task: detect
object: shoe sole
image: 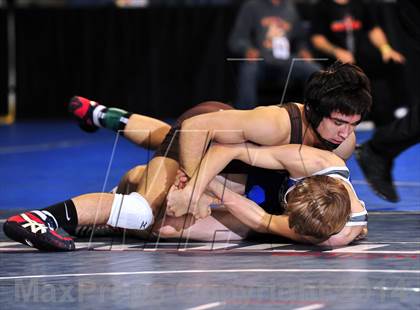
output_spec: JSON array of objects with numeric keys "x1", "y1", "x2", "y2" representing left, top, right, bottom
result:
[
  {"x1": 355, "y1": 148, "x2": 400, "y2": 203},
  {"x1": 3, "y1": 221, "x2": 75, "y2": 252}
]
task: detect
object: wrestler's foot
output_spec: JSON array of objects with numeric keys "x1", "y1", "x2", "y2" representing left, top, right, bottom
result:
[
  {"x1": 155, "y1": 214, "x2": 196, "y2": 238},
  {"x1": 3, "y1": 211, "x2": 75, "y2": 251},
  {"x1": 68, "y1": 96, "x2": 106, "y2": 133},
  {"x1": 355, "y1": 143, "x2": 399, "y2": 202}
]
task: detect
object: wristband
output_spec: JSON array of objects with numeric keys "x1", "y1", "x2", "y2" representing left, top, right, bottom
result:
[{"x1": 380, "y1": 44, "x2": 392, "y2": 54}]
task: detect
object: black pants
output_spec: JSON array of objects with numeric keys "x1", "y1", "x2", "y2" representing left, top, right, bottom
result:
[
  {"x1": 369, "y1": 97, "x2": 420, "y2": 160},
  {"x1": 368, "y1": 0, "x2": 420, "y2": 160},
  {"x1": 356, "y1": 39, "x2": 412, "y2": 127}
]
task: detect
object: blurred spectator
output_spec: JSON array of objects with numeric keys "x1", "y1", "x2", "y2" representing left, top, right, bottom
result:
[
  {"x1": 310, "y1": 0, "x2": 409, "y2": 126},
  {"x1": 228, "y1": 0, "x2": 320, "y2": 109},
  {"x1": 355, "y1": 0, "x2": 420, "y2": 203},
  {"x1": 115, "y1": 0, "x2": 148, "y2": 7}
]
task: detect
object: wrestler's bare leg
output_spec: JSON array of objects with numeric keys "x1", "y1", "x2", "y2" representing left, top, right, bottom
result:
[
  {"x1": 73, "y1": 101, "x2": 236, "y2": 225},
  {"x1": 71, "y1": 164, "x2": 148, "y2": 227},
  {"x1": 113, "y1": 156, "x2": 179, "y2": 216},
  {"x1": 68, "y1": 165, "x2": 250, "y2": 243},
  {"x1": 136, "y1": 157, "x2": 179, "y2": 214},
  {"x1": 72, "y1": 193, "x2": 114, "y2": 226},
  {"x1": 123, "y1": 114, "x2": 170, "y2": 149},
  {"x1": 155, "y1": 209, "x2": 250, "y2": 241},
  {"x1": 70, "y1": 96, "x2": 170, "y2": 149},
  {"x1": 70, "y1": 192, "x2": 246, "y2": 242},
  {"x1": 116, "y1": 165, "x2": 146, "y2": 194},
  {"x1": 69, "y1": 157, "x2": 177, "y2": 229},
  {"x1": 70, "y1": 158, "x2": 177, "y2": 230}
]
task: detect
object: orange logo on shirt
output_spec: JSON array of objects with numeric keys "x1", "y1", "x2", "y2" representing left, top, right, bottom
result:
[{"x1": 331, "y1": 16, "x2": 362, "y2": 32}]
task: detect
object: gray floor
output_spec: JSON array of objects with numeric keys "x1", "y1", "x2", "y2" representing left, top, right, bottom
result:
[{"x1": 0, "y1": 213, "x2": 419, "y2": 310}]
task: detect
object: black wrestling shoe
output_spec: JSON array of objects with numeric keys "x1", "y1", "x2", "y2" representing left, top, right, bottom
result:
[
  {"x1": 3, "y1": 211, "x2": 75, "y2": 251},
  {"x1": 355, "y1": 143, "x2": 400, "y2": 202},
  {"x1": 68, "y1": 96, "x2": 103, "y2": 133}
]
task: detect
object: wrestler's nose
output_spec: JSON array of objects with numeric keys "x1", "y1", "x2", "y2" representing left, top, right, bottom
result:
[{"x1": 338, "y1": 125, "x2": 352, "y2": 139}]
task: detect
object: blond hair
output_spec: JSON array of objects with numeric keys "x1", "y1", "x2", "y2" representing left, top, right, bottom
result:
[{"x1": 286, "y1": 175, "x2": 351, "y2": 242}]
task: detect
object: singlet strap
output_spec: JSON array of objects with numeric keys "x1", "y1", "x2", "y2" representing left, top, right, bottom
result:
[
  {"x1": 283, "y1": 103, "x2": 302, "y2": 145},
  {"x1": 311, "y1": 166, "x2": 350, "y2": 179}
]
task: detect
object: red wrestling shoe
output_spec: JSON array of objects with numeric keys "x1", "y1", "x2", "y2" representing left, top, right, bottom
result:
[
  {"x1": 68, "y1": 96, "x2": 104, "y2": 133},
  {"x1": 3, "y1": 211, "x2": 75, "y2": 251}
]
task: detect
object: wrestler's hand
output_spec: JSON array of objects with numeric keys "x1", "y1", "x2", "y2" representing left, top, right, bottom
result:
[
  {"x1": 381, "y1": 47, "x2": 405, "y2": 64},
  {"x1": 166, "y1": 186, "x2": 194, "y2": 217},
  {"x1": 174, "y1": 169, "x2": 189, "y2": 190},
  {"x1": 334, "y1": 48, "x2": 355, "y2": 64},
  {"x1": 166, "y1": 170, "x2": 191, "y2": 216},
  {"x1": 166, "y1": 187, "x2": 211, "y2": 219},
  {"x1": 153, "y1": 213, "x2": 196, "y2": 237},
  {"x1": 354, "y1": 226, "x2": 368, "y2": 241},
  {"x1": 193, "y1": 194, "x2": 213, "y2": 220}
]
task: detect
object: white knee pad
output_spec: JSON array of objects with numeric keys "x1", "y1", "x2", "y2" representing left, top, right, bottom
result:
[{"x1": 107, "y1": 192, "x2": 154, "y2": 230}]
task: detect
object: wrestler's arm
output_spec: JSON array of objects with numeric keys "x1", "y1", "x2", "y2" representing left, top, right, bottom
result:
[
  {"x1": 212, "y1": 179, "x2": 366, "y2": 246},
  {"x1": 229, "y1": 143, "x2": 344, "y2": 178},
  {"x1": 319, "y1": 225, "x2": 365, "y2": 247},
  {"x1": 333, "y1": 133, "x2": 356, "y2": 161},
  {"x1": 179, "y1": 107, "x2": 288, "y2": 177},
  {"x1": 210, "y1": 176, "x2": 365, "y2": 245},
  {"x1": 184, "y1": 143, "x2": 342, "y2": 206},
  {"x1": 207, "y1": 179, "x2": 305, "y2": 242},
  {"x1": 180, "y1": 142, "x2": 288, "y2": 207}
]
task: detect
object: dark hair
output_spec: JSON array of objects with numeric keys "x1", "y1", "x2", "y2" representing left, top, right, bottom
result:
[{"x1": 304, "y1": 62, "x2": 372, "y2": 129}]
